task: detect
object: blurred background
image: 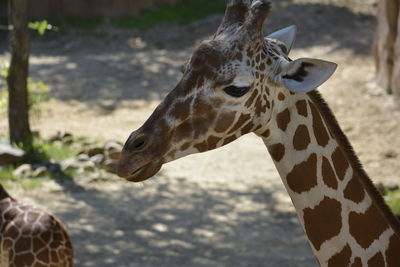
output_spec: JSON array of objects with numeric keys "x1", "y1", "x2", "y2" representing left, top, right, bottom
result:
[{"x1": 0, "y1": 0, "x2": 399, "y2": 266}]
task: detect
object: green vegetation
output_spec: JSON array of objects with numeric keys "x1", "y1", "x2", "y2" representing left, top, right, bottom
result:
[
  {"x1": 48, "y1": 0, "x2": 225, "y2": 32},
  {"x1": 28, "y1": 20, "x2": 57, "y2": 35},
  {"x1": 21, "y1": 136, "x2": 77, "y2": 164},
  {"x1": 387, "y1": 195, "x2": 400, "y2": 216},
  {"x1": 0, "y1": 61, "x2": 50, "y2": 114},
  {"x1": 0, "y1": 166, "x2": 15, "y2": 184},
  {"x1": 384, "y1": 191, "x2": 400, "y2": 216},
  {"x1": 377, "y1": 184, "x2": 400, "y2": 216},
  {"x1": 19, "y1": 177, "x2": 48, "y2": 190},
  {"x1": 0, "y1": 136, "x2": 78, "y2": 189},
  {"x1": 0, "y1": 165, "x2": 47, "y2": 190}
]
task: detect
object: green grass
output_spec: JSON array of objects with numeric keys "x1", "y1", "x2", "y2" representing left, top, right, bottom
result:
[
  {"x1": 377, "y1": 184, "x2": 400, "y2": 216},
  {"x1": 47, "y1": 0, "x2": 225, "y2": 32},
  {"x1": 0, "y1": 165, "x2": 45, "y2": 190},
  {"x1": 19, "y1": 177, "x2": 47, "y2": 190},
  {"x1": 37, "y1": 140, "x2": 77, "y2": 161},
  {"x1": 22, "y1": 137, "x2": 77, "y2": 163},
  {"x1": 0, "y1": 136, "x2": 79, "y2": 188},
  {"x1": 385, "y1": 191, "x2": 400, "y2": 216},
  {"x1": 0, "y1": 166, "x2": 15, "y2": 184}
]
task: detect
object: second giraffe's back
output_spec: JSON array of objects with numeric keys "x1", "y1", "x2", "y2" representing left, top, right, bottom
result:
[{"x1": 0, "y1": 185, "x2": 73, "y2": 267}]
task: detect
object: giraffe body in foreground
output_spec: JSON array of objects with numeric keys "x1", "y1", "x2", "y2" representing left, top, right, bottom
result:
[
  {"x1": 0, "y1": 185, "x2": 73, "y2": 267},
  {"x1": 117, "y1": 0, "x2": 400, "y2": 265}
]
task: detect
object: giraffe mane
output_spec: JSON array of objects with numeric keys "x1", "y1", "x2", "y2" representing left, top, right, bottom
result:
[{"x1": 308, "y1": 90, "x2": 400, "y2": 236}]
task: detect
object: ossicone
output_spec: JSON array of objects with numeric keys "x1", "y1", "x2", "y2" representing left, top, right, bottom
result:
[
  {"x1": 216, "y1": 0, "x2": 271, "y2": 37},
  {"x1": 244, "y1": 0, "x2": 271, "y2": 32}
]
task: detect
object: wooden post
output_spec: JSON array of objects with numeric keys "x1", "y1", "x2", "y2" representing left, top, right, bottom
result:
[{"x1": 7, "y1": 0, "x2": 32, "y2": 146}]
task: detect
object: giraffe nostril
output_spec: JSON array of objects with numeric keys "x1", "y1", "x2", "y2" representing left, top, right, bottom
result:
[
  {"x1": 133, "y1": 140, "x2": 145, "y2": 150},
  {"x1": 125, "y1": 135, "x2": 148, "y2": 152}
]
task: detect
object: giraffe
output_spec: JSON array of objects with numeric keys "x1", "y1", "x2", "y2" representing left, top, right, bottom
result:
[
  {"x1": 117, "y1": 0, "x2": 400, "y2": 266},
  {"x1": 0, "y1": 184, "x2": 73, "y2": 266}
]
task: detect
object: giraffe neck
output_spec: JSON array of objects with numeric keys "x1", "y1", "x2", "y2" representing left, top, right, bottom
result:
[{"x1": 261, "y1": 90, "x2": 400, "y2": 266}]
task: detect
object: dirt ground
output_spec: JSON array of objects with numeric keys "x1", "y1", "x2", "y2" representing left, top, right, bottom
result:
[{"x1": 1, "y1": 0, "x2": 400, "y2": 266}]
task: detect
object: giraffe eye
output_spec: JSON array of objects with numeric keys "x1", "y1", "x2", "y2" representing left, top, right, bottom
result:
[{"x1": 223, "y1": 85, "x2": 251, "y2": 98}]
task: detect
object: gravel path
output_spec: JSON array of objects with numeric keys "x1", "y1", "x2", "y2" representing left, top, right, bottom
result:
[{"x1": 1, "y1": 0, "x2": 399, "y2": 266}]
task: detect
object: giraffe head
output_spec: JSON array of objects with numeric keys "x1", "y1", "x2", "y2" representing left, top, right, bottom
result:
[{"x1": 117, "y1": 0, "x2": 337, "y2": 182}]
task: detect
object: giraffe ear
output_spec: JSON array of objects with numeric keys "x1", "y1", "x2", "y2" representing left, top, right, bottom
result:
[
  {"x1": 281, "y1": 58, "x2": 337, "y2": 93},
  {"x1": 266, "y1": 25, "x2": 297, "y2": 53}
]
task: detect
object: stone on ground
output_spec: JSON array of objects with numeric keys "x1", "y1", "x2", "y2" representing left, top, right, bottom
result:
[{"x1": 0, "y1": 144, "x2": 26, "y2": 165}]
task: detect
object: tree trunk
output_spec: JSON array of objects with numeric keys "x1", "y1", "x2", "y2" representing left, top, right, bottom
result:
[
  {"x1": 7, "y1": 0, "x2": 31, "y2": 146},
  {"x1": 374, "y1": 0, "x2": 400, "y2": 96}
]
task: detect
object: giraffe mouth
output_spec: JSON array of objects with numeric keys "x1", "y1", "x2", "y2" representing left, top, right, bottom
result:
[
  {"x1": 123, "y1": 161, "x2": 163, "y2": 183},
  {"x1": 117, "y1": 148, "x2": 163, "y2": 182}
]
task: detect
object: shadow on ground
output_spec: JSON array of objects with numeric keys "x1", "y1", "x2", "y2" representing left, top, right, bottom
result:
[{"x1": 52, "y1": 174, "x2": 316, "y2": 267}]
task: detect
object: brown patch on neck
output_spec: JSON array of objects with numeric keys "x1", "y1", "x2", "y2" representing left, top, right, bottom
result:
[
  {"x1": 303, "y1": 196, "x2": 342, "y2": 251},
  {"x1": 385, "y1": 234, "x2": 400, "y2": 266},
  {"x1": 351, "y1": 257, "x2": 362, "y2": 267},
  {"x1": 268, "y1": 143, "x2": 285, "y2": 162},
  {"x1": 349, "y1": 203, "x2": 389, "y2": 249},
  {"x1": 331, "y1": 146, "x2": 349, "y2": 181},
  {"x1": 293, "y1": 124, "x2": 311, "y2": 150},
  {"x1": 321, "y1": 157, "x2": 338, "y2": 190},
  {"x1": 296, "y1": 100, "x2": 308, "y2": 117},
  {"x1": 277, "y1": 108, "x2": 291, "y2": 131},
  {"x1": 343, "y1": 175, "x2": 365, "y2": 203},
  {"x1": 286, "y1": 153, "x2": 317, "y2": 194},
  {"x1": 367, "y1": 252, "x2": 385, "y2": 267},
  {"x1": 327, "y1": 244, "x2": 351, "y2": 267},
  {"x1": 307, "y1": 90, "x2": 400, "y2": 237},
  {"x1": 309, "y1": 101, "x2": 330, "y2": 147}
]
